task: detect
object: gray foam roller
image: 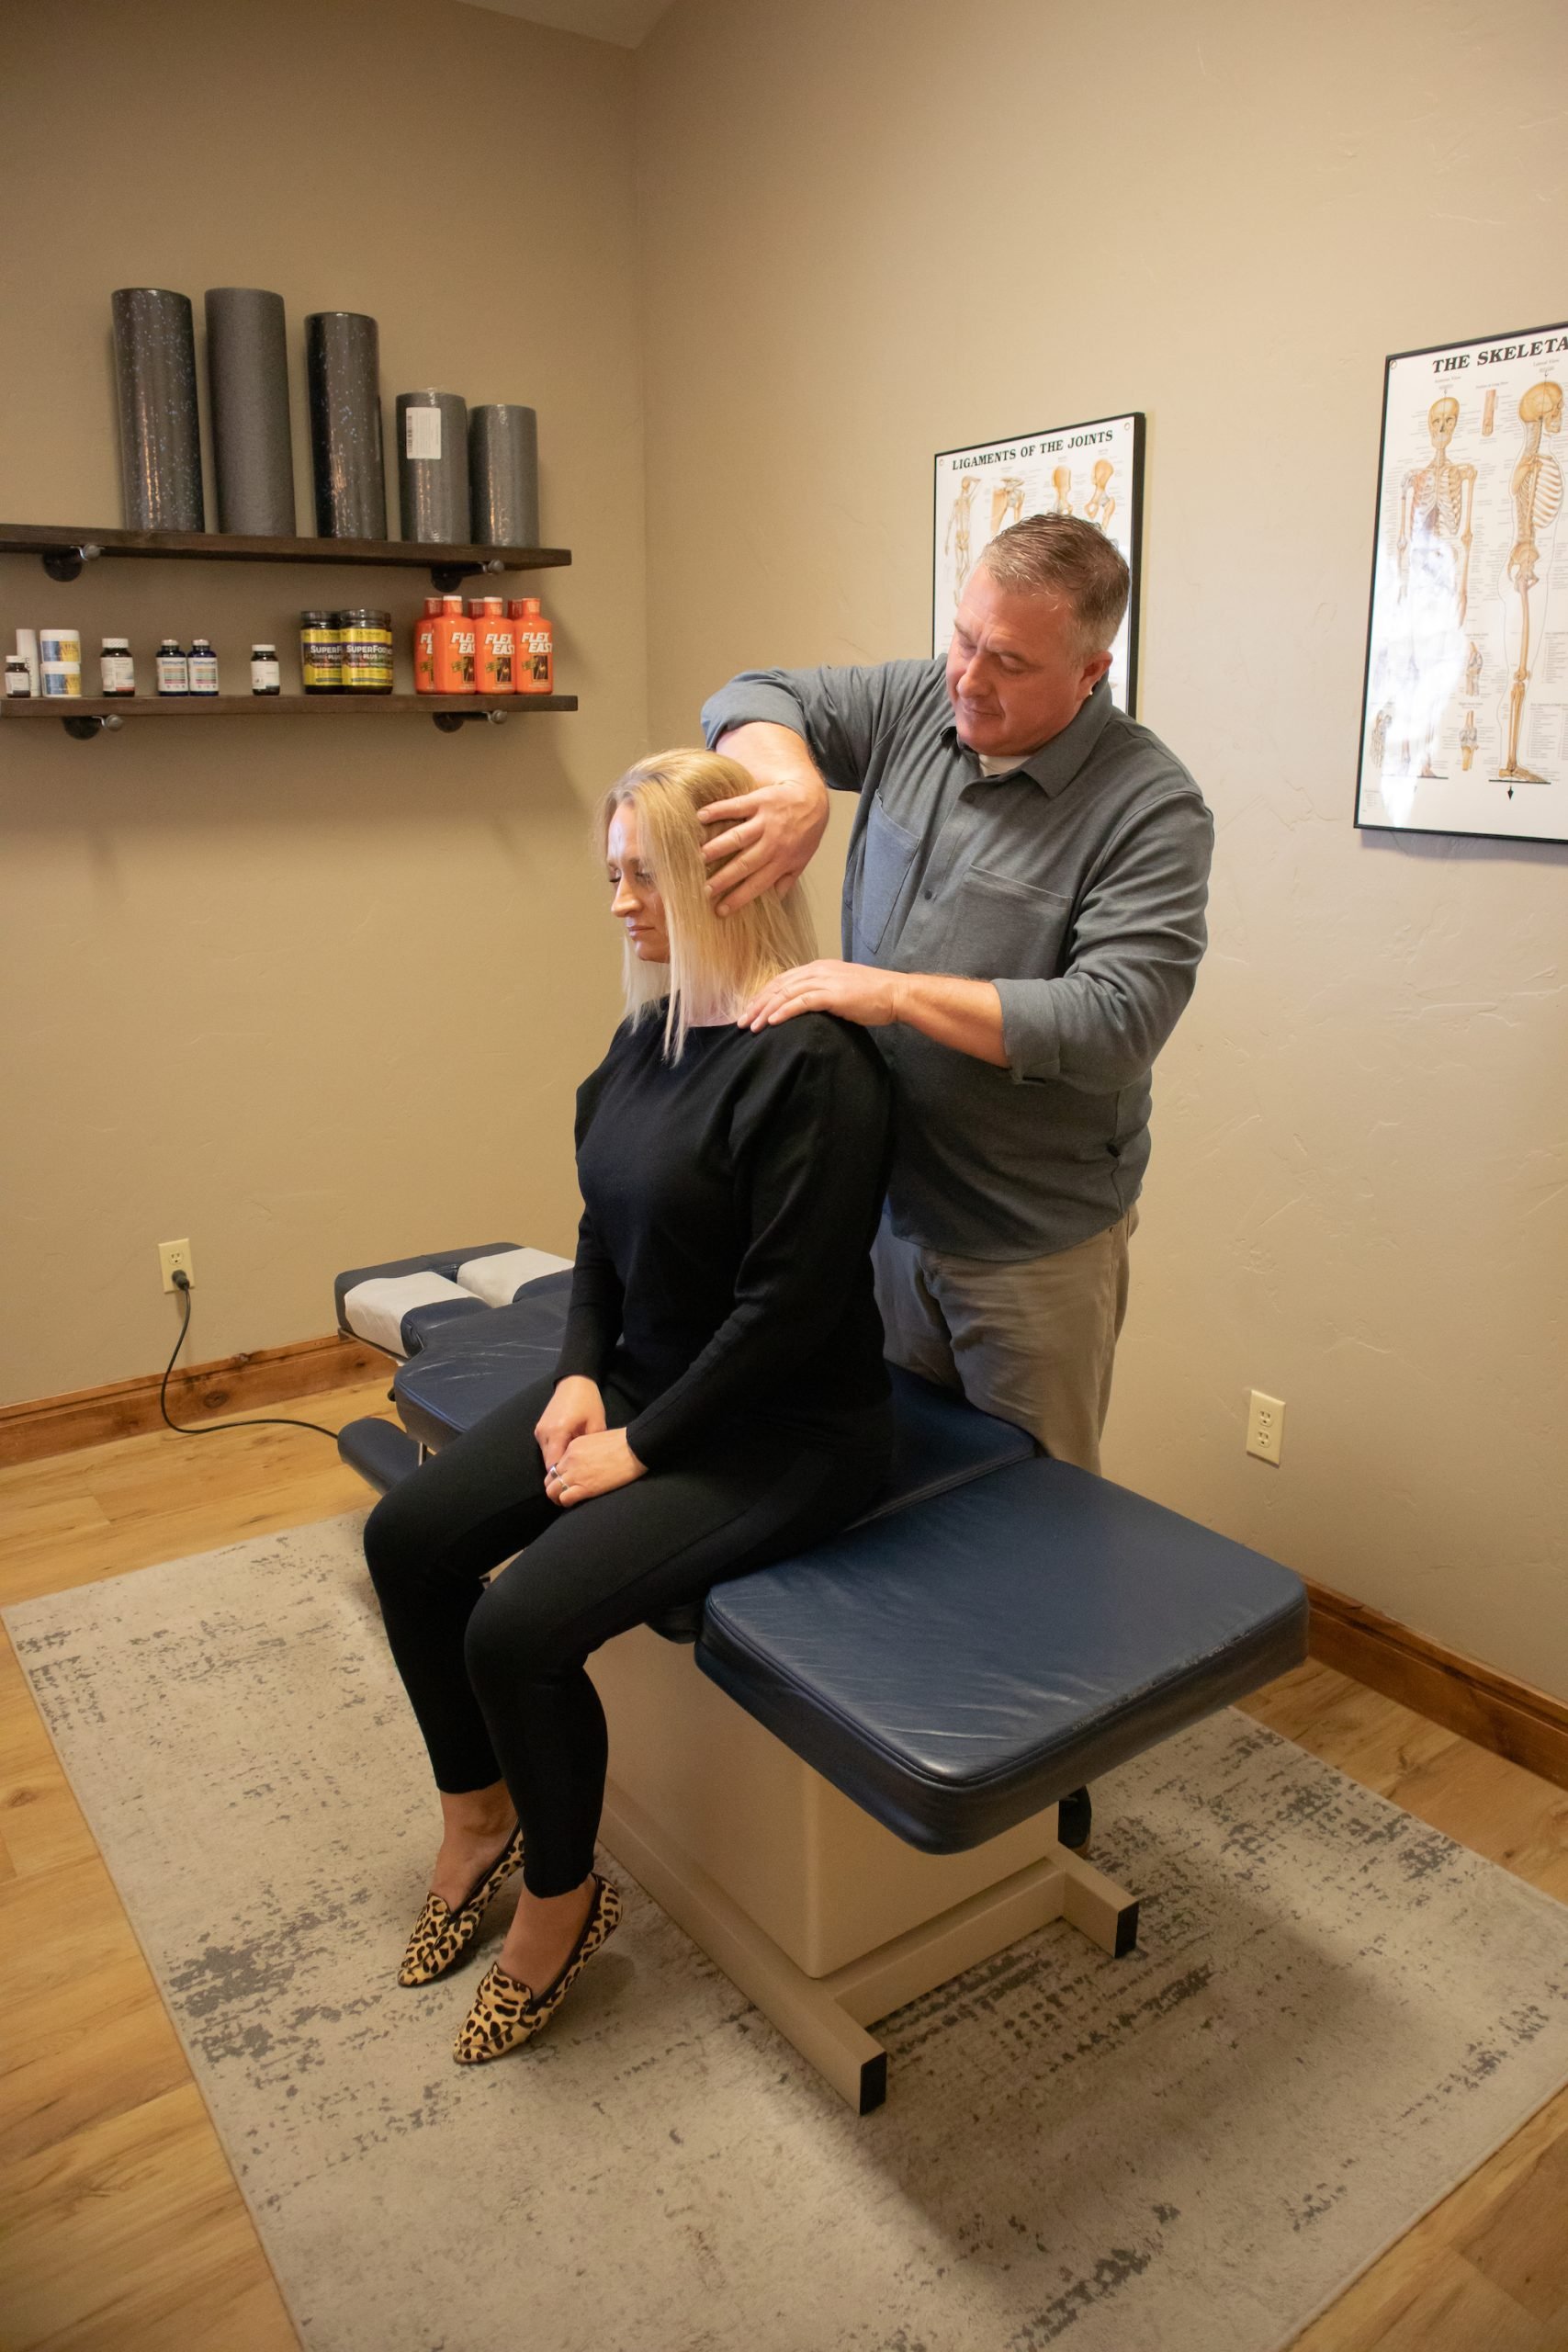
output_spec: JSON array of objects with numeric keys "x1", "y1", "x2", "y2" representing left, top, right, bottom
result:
[
  {"x1": 396, "y1": 391, "x2": 469, "y2": 543},
  {"x1": 469, "y1": 403, "x2": 539, "y2": 547},
  {"x1": 205, "y1": 288, "x2": 295, "y2": 536},
  {"x1": 111, "y1": 288, "x2": 205, "y2": 532},
  {"x1": 306, "y1": 311, "x2": 386, "y2": 539}
]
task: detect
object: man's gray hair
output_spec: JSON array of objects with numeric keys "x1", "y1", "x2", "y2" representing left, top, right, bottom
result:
[{"x1": 978, "y1": 513, "x2": 1130, "y2": 652}]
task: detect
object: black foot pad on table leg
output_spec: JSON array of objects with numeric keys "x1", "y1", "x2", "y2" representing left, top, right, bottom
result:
[{"x1": 1057, "y1": 1785, "x2": 1093, "y2": 1851}]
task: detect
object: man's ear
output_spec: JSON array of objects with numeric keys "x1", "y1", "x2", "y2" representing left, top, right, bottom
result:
[{"x1": 1083, "y1": 647, "x2": 1114, "y2": 692}]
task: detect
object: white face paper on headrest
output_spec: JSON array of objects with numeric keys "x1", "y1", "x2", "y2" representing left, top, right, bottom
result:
[
  {"x1": 457, "y1": 1248, "x2": 573, "y2": 1306},
  {"x1": 342, "y1": 1272, "x2": 473, "y2": 1356}
]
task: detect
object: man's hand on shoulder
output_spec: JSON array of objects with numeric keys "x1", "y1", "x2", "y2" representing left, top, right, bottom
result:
[
  {"x1": 739, "y1": 964, "x2": 1010, "y2": 1068},
  {"x1": 739, "y1": 960, "x2": 906, "y2": 1033},
  {"x1": 705, "y1": 722, "x2": 831, "y2": 915}
]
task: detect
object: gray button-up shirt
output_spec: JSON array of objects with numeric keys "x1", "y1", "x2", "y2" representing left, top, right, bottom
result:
[{"x1": 702, "y1": 660, "x2": 1213, "y2": 1261}]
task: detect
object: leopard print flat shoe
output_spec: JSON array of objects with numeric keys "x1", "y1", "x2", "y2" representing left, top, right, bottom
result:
[
  {"x1": 398, "y1": 1824, "x2": 525, "y2": 1987},
  {"x1": 452, "y1": 1873, "x2": 622, "y2": 2065}
]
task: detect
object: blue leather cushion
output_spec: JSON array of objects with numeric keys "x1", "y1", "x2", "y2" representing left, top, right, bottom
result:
[
  {"x1": 393, "y1": 1273, "x2": 574, "y2": 1450},
  {"x1": 696, "y1": 1455, "x2": 1308, "y2": 1855},
  {"x1": 647, "y1": 1371, "x2": 1033, "y2": 1642},
  {"x1": 861, "y1": 1369, "x2": 1033, "y2": 1521},
  {"x1": 400, "y1": 1295, "x2": 491, "y2": 1354},
  {"x1": 338, "y1": 1416, "x2": 421, "y2": 1493}
]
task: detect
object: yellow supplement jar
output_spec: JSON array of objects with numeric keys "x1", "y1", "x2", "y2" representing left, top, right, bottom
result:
[
  {"x1": 340, "y1": 608, "x2": 395, "y2": 694},
  {"x1": 299, "y1": 611, "x2": 343, "y2": 694}
]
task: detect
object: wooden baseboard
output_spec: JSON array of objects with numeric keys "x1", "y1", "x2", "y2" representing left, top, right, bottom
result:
[
  {"x1": 1305, "y1": 1577, "x2": 1568, "y2": 1792},
  {"x1": 0, "y1": 1332, "x2": 387, "y2": 1467}
]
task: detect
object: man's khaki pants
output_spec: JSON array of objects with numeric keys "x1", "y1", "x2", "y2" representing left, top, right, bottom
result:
[{"x1": 872, "y1": 1209, "x2": 1138, "y2": 1475}]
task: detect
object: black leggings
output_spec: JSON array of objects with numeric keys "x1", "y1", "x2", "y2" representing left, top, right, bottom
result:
[{"x1": 363, "y1": 1374, "x2": 891, "y2": 1896}]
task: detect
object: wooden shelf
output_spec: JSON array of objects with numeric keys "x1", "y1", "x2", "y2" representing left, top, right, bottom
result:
[
  {"x1": 1, "y1": 693, "x2": 577, "y2": 738},
  {"x1": 0, "y1": 522, "x2": 570, "y2": 589}
]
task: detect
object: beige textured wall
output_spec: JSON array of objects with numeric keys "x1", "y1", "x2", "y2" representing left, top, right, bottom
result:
[
  {"x1": 0, "y1": 0, "x2": 645, "y2": 1400},
  {"x1": 635, "y1": 0, "x2": 1568, "y2": 1696}
]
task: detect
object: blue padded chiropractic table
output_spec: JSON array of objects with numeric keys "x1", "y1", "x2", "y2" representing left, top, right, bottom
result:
[{"x1": 335, "y1": 1242, "x2": 1307, "y2": 2110}]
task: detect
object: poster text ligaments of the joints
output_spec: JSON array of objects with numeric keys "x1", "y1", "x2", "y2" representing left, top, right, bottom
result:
[{"x1": 933, "y1": 413, "x2": 1143, "y2": 714}]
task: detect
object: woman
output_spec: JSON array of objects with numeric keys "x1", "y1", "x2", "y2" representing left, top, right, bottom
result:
[{"x1": 364, "y1": 748, "x2": 895, "y2": 2066}]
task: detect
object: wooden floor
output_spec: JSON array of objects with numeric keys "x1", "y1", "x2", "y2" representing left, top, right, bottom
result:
[{"x1": 2, "y1": 1389, "x2": 1566, "y2": 2352}]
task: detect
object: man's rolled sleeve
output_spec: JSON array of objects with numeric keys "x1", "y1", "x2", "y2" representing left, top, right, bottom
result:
[
  {"x1": 701, "y1": 673, "x2": 816, "y2": 749},
  {"x1": 702, "y1": 662, "x2": 938, "y2": 792},
  {"x1": 994, "y1": 978, "x2": 1062, "y2": 1083}
]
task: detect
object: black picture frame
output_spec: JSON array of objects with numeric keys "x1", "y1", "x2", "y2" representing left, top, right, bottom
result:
[
  {"x1": 932, "y1": 411, "x2": 1145, "y2": 717},
  {"x1": 1354, "y1": 320, "x2": 1568, "y2": 846}
]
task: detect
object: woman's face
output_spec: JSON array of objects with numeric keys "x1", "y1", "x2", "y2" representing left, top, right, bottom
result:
[{"x1": 607, "y1": 801, "x2": 670, "y2": 963}]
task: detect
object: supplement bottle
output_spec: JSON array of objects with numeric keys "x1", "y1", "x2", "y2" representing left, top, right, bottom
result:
[
  {"x1": 475, "y1": 596, "x2": 514, "y2": 694},
  {"x1": 99, "y1": 638, "x2": 136, "y2": 696},
  {"x1": 413, "y1": 596, "x2": 442, "y2": 695},
  {"x1": 40, "y1": 628, "x2": 82, "y2": 670},
  {"x1": 299, "y1": 611, "x2": 343, "y2": 694},
  {"x1": 187, "y1": 638, "x2": 220, "y2": 695},
  {"x1": 155, "y1": 639, "x2": 189, "y2": 695},
  {"x1": 431, "y1": 593, "x2": 476, "y2": 694},
  {"x1": 512, "y1": 596, "x2": 553, "y2": 694},
  {"x1": 251, "y1": 644, "x2": 282, "y2": 695},
  {"x1": 340, "y1": 608, "x2": 394, "y2": 694}
]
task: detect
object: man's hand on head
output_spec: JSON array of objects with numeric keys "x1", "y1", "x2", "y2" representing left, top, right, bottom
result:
[
  {"x1": 738, "y1": 960, "x2": 907, "y2": 1034},
  {"x1": 704, "y1": 723, "x2": 831, "y2": 915}
]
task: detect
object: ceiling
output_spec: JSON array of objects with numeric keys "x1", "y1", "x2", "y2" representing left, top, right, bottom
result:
[{"x1": 460, "y1": 0, "x2": 680, "y2": 45}]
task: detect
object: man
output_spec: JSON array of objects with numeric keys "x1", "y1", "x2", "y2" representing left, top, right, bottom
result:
[{"x1": 698, "y1": 513, "x2": 1213, "y2": 1482}]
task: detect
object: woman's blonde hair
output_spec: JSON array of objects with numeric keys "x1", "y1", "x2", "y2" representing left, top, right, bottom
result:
[{"x1": 599, "y1": 747, "x2": 817, "y2": 1058}]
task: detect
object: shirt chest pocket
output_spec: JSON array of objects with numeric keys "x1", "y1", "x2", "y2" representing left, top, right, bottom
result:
[
  {"x1": 946, "y1": 865, "x2": 1074, "y2": 978},
  {"x1": 852, "y1": 791, "x2": 921, "y2": 961}
]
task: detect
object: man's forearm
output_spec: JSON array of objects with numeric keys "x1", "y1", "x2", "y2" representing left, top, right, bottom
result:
[
  {"x1": 738, "y1": 956, "x2": 1009, "y2": 1063},
  {"x1": 714, "y1": 719, "x2": 827, "y2": 791},
  {"x1": 893, "y1": 974, "x2": 1009, "y2": 1068}
]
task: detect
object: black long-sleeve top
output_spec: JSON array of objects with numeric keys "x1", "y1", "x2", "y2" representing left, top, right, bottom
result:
[{"x1": 555, "y1": 1010, "x2": 894, "y2": 1469}]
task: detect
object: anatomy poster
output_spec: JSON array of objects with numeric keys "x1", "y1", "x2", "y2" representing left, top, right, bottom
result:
[
  {"x1": 1357, "y1": 322, "x2": 1567, "y2": 842},
  {"x1": 932, "y1": 413, "x2": 1145, "y2": 713}
]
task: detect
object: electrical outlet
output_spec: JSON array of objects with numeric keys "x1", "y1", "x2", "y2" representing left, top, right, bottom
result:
[
  {"x1": 158, "y1": 1238, "x2": 195, "y2": 1294},
  {"x1": 1246, "y1": 1389, "x2": 1284, "y2": 1465}
]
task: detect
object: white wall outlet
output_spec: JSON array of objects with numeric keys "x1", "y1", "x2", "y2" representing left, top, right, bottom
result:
[
  {"x1": 158, "y1": 1238, "x2": 195, "y2": 1293},
  {"x1": 1246, "y1": 1389, "x2": 1285, "y2": 1465}
]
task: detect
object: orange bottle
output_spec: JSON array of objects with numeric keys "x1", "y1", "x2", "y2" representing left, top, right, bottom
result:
[
  {"x1": 510, "y1": 596, "x2": 554, "y2": 695},
  {"x1": 475, "y1": 595, "x2": 515, "y2": 695},
  {"x1": 431, "y1": 593, "x2": 476, "y2": 694},
  {"x1": 413, "y1": 595, "x2": 442, "y2": 695}
]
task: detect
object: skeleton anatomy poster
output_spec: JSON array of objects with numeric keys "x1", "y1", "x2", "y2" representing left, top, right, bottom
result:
[
  {"x1": 1357, "y1": 322, "x2": 1567, "y2": 842},
  {"x1": 932, "y1": 413, "x2": 1145, "y2": 714}
]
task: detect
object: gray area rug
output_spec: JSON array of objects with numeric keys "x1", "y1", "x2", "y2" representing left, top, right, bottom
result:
[{"x1": 10, "y1": 1513, "x2": 1568, "y2": 2352}]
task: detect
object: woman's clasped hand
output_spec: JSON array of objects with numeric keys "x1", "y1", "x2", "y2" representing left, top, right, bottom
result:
[{"x1": 533, "y1": 1375, "x2": 647, "y2": 1506}]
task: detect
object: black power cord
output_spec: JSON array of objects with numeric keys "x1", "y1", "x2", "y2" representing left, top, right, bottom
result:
[{"x1": 159, "y1": 1269, "x2": 340, "y2": 1444}]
